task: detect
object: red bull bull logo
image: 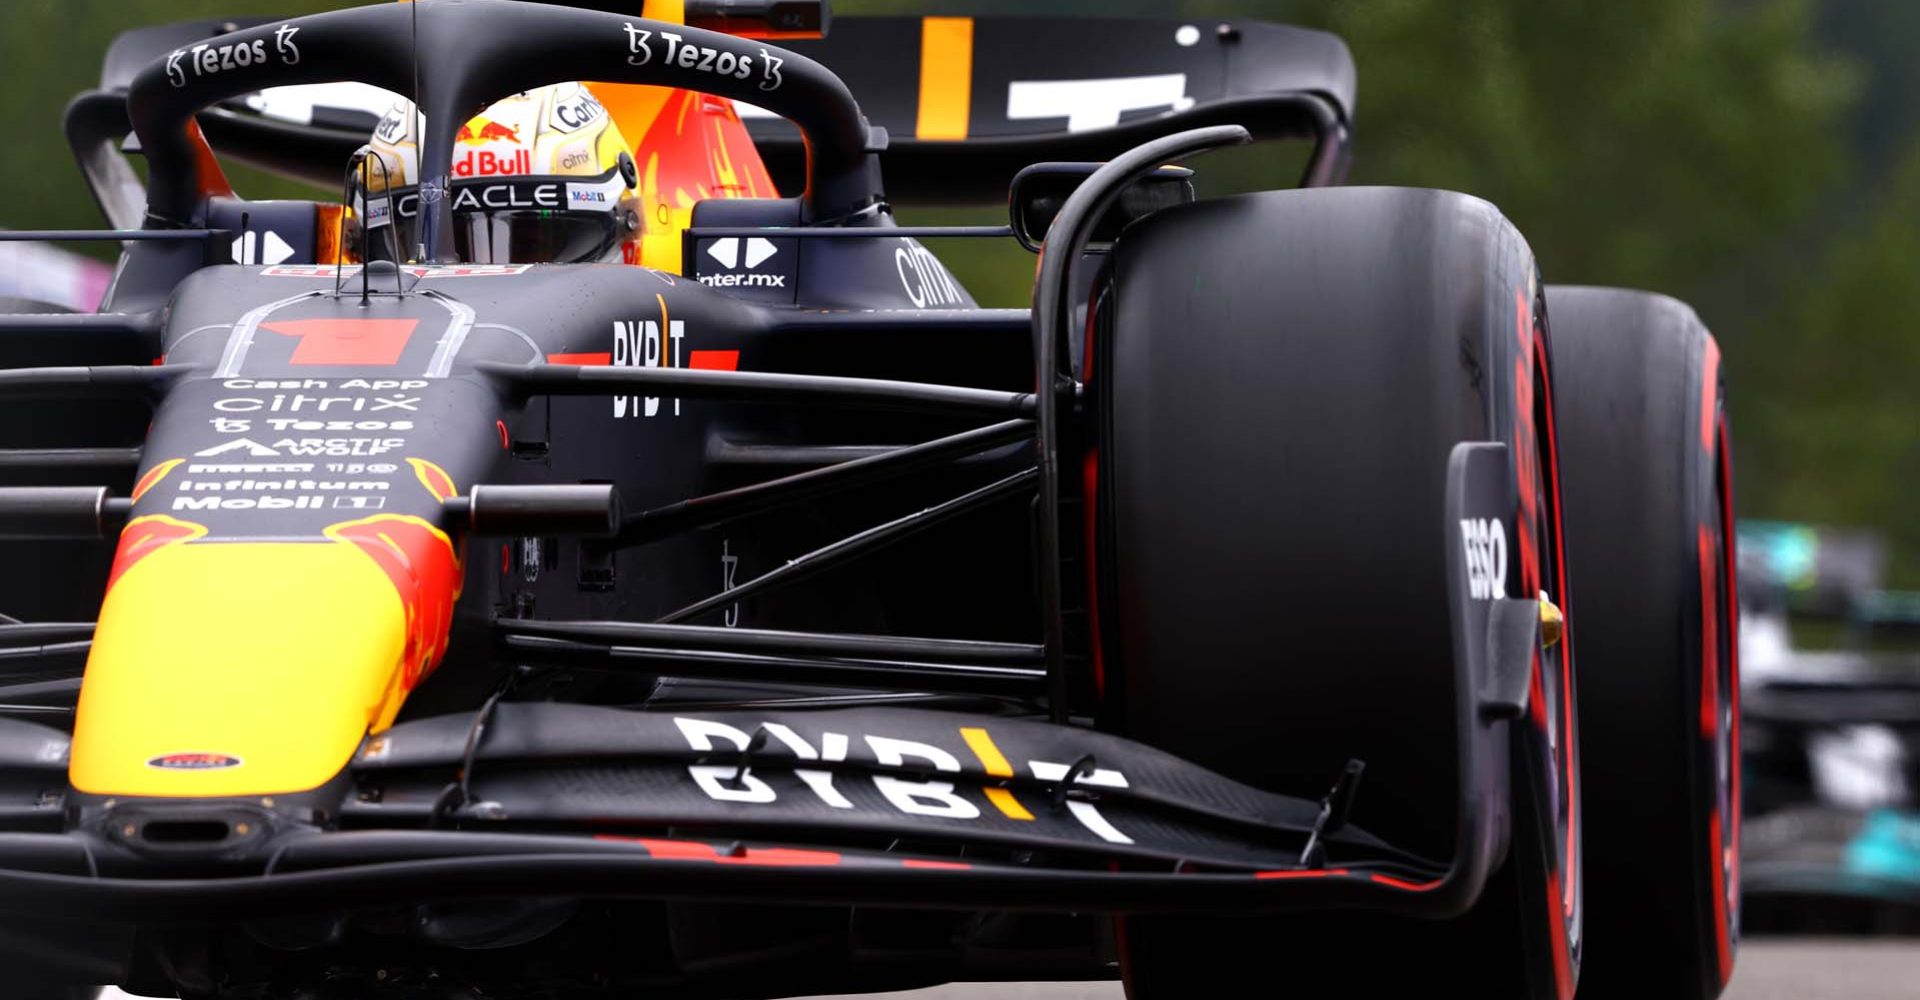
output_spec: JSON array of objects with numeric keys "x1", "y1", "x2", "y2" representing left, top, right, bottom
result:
[
  {"x1": 452, "y1": 116, "x2": 533, "y2": 178},
  {"x1": 456, "y1": 118, "x2": 521, "y2": 145}
]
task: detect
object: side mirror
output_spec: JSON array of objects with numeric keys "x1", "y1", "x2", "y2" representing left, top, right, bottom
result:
[{"x1": 1009, "y1": 162, "x2": 1196, "y2": 253}]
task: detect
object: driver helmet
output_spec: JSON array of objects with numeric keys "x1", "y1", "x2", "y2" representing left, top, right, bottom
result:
[{"x1": 353, "y1": 83, "x2": 641, "y2": 264}]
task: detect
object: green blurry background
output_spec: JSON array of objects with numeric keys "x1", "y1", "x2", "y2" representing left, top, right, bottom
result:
[{"x1": 3, "y1": 1, "x2": 1913, "y2": 581}]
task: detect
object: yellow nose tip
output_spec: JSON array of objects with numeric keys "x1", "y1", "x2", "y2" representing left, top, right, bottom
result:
[{"x1": 1539, "y1": 592, "x2": 1565, "y2": 648}]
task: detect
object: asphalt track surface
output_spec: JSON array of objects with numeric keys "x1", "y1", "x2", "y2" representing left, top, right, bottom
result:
[
  {"x1": 86, "y1": 938, "x2": 1920, "y2": 999},
  {"x1": 803, "y1": 939, "x2": 1920, "y2": 1000}
]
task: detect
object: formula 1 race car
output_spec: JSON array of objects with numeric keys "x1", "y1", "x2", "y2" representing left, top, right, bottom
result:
[
  {"x1": 1736, "y1": 523, "x2": 1920, "y2": 930},
  {"x1": 0, "y1": 3, "x2": 1738, "y2": 998}
]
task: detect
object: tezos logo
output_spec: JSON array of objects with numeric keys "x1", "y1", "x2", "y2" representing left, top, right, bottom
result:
[
  {"x1": 757, "y1": 47, "x2": 785, "y2": 92},
  {"x1": 662, "y1": 32, "x2": 753, "y2": 82},
  {"x1": 147, "y1": 752, "x2": 242, "y2": 771},
  {"x1": 621, "y1": 23, "x2": 775, "y2": 89},
  {"x1": 164, "y1": 23, "x2": 298, "y2": 88},
  {"x1": 624, "y1": 23, "x2": 654, "y2": 66},
  {"x1": 274, "y1": 24, "x2": 301, "y2": 65},
  {"x1": 166, "y1": 39, "x2": 266, "y2": 88},
  {"x1": 1459, "y1": 517, "x2": 1508, "y2": 600}
]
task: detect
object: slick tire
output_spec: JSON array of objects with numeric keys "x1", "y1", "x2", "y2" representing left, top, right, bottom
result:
[
  {"x1": 1090, "y1": 187, "x2": 1579, "y2": 999},
  {"x1": 1548, "y1": 286, "x2": 1738, "y2": 999}
]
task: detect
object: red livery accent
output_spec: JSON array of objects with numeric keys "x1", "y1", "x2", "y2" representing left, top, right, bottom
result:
[
  {"x1": 1254, "y1": 868, "x2": 1350, "y2": 880},
  {"x1": 326, "y1": 515, "x2": 464, "y2": 690},
  {"x1": 262, "y1": 318, "x2": 420, "y2": 366},
  {"x1": 107, "y1": 516, "x2": 208, "y2": 590},
  {"x1": 1367, "y1": 873, "x2": 1441, "y2": 891},
  {"x1": 130, "y1": 458, "x2": 183, "y2": 503},
  {"x1": 591, "y1": 837, "x2": 978, "y2": 870},
  {"x1": 687, "y1": 349, "x2": 740, "y2": 371},
  {"x1": 547, "y1": 352, "x2": 613, "y2": 366},
  {"x1": 629, "y1": 838, "x2": 843, "y2": 867},
  {"x1": 408, "y1": 458, "x2": 459, "y2": 503}
]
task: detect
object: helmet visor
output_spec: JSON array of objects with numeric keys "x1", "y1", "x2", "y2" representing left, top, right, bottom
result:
[{"x1": 455, "y1": 210, "x2": 619, "y2": 264}]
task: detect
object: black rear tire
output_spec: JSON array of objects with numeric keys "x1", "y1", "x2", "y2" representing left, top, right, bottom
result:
[
  {"x1": 1549, "y1": 286, "x2": 1738, "y2": 999},
  {"x1": 1093, "y1": 187, "x2": 1579, "y2": 999}
]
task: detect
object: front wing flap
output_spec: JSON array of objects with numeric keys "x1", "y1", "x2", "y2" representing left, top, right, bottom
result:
[
  {"x1": 345, "y1": 703, "x2": 1422, "y2": 872},
  {"x1": 0, "y1": 700, "x2": 1469, "y2": 921}
]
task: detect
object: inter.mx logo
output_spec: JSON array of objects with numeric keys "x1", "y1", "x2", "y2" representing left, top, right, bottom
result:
[{"x1": 699, "y1": 237, "x2": 784, "y2": 290}]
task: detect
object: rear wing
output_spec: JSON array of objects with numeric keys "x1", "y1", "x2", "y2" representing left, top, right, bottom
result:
[
  {"x1": 67, "y1": 11, "x2": 1353, "y2": 226},
  {"x1": 748, "y1": 15, "x2": 1355, "y2": 200}
]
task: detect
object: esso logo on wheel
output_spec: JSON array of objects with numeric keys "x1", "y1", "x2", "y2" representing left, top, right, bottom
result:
[{"x1": 1460, "y1": 517, "x2": 1509, "y2": 600}]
